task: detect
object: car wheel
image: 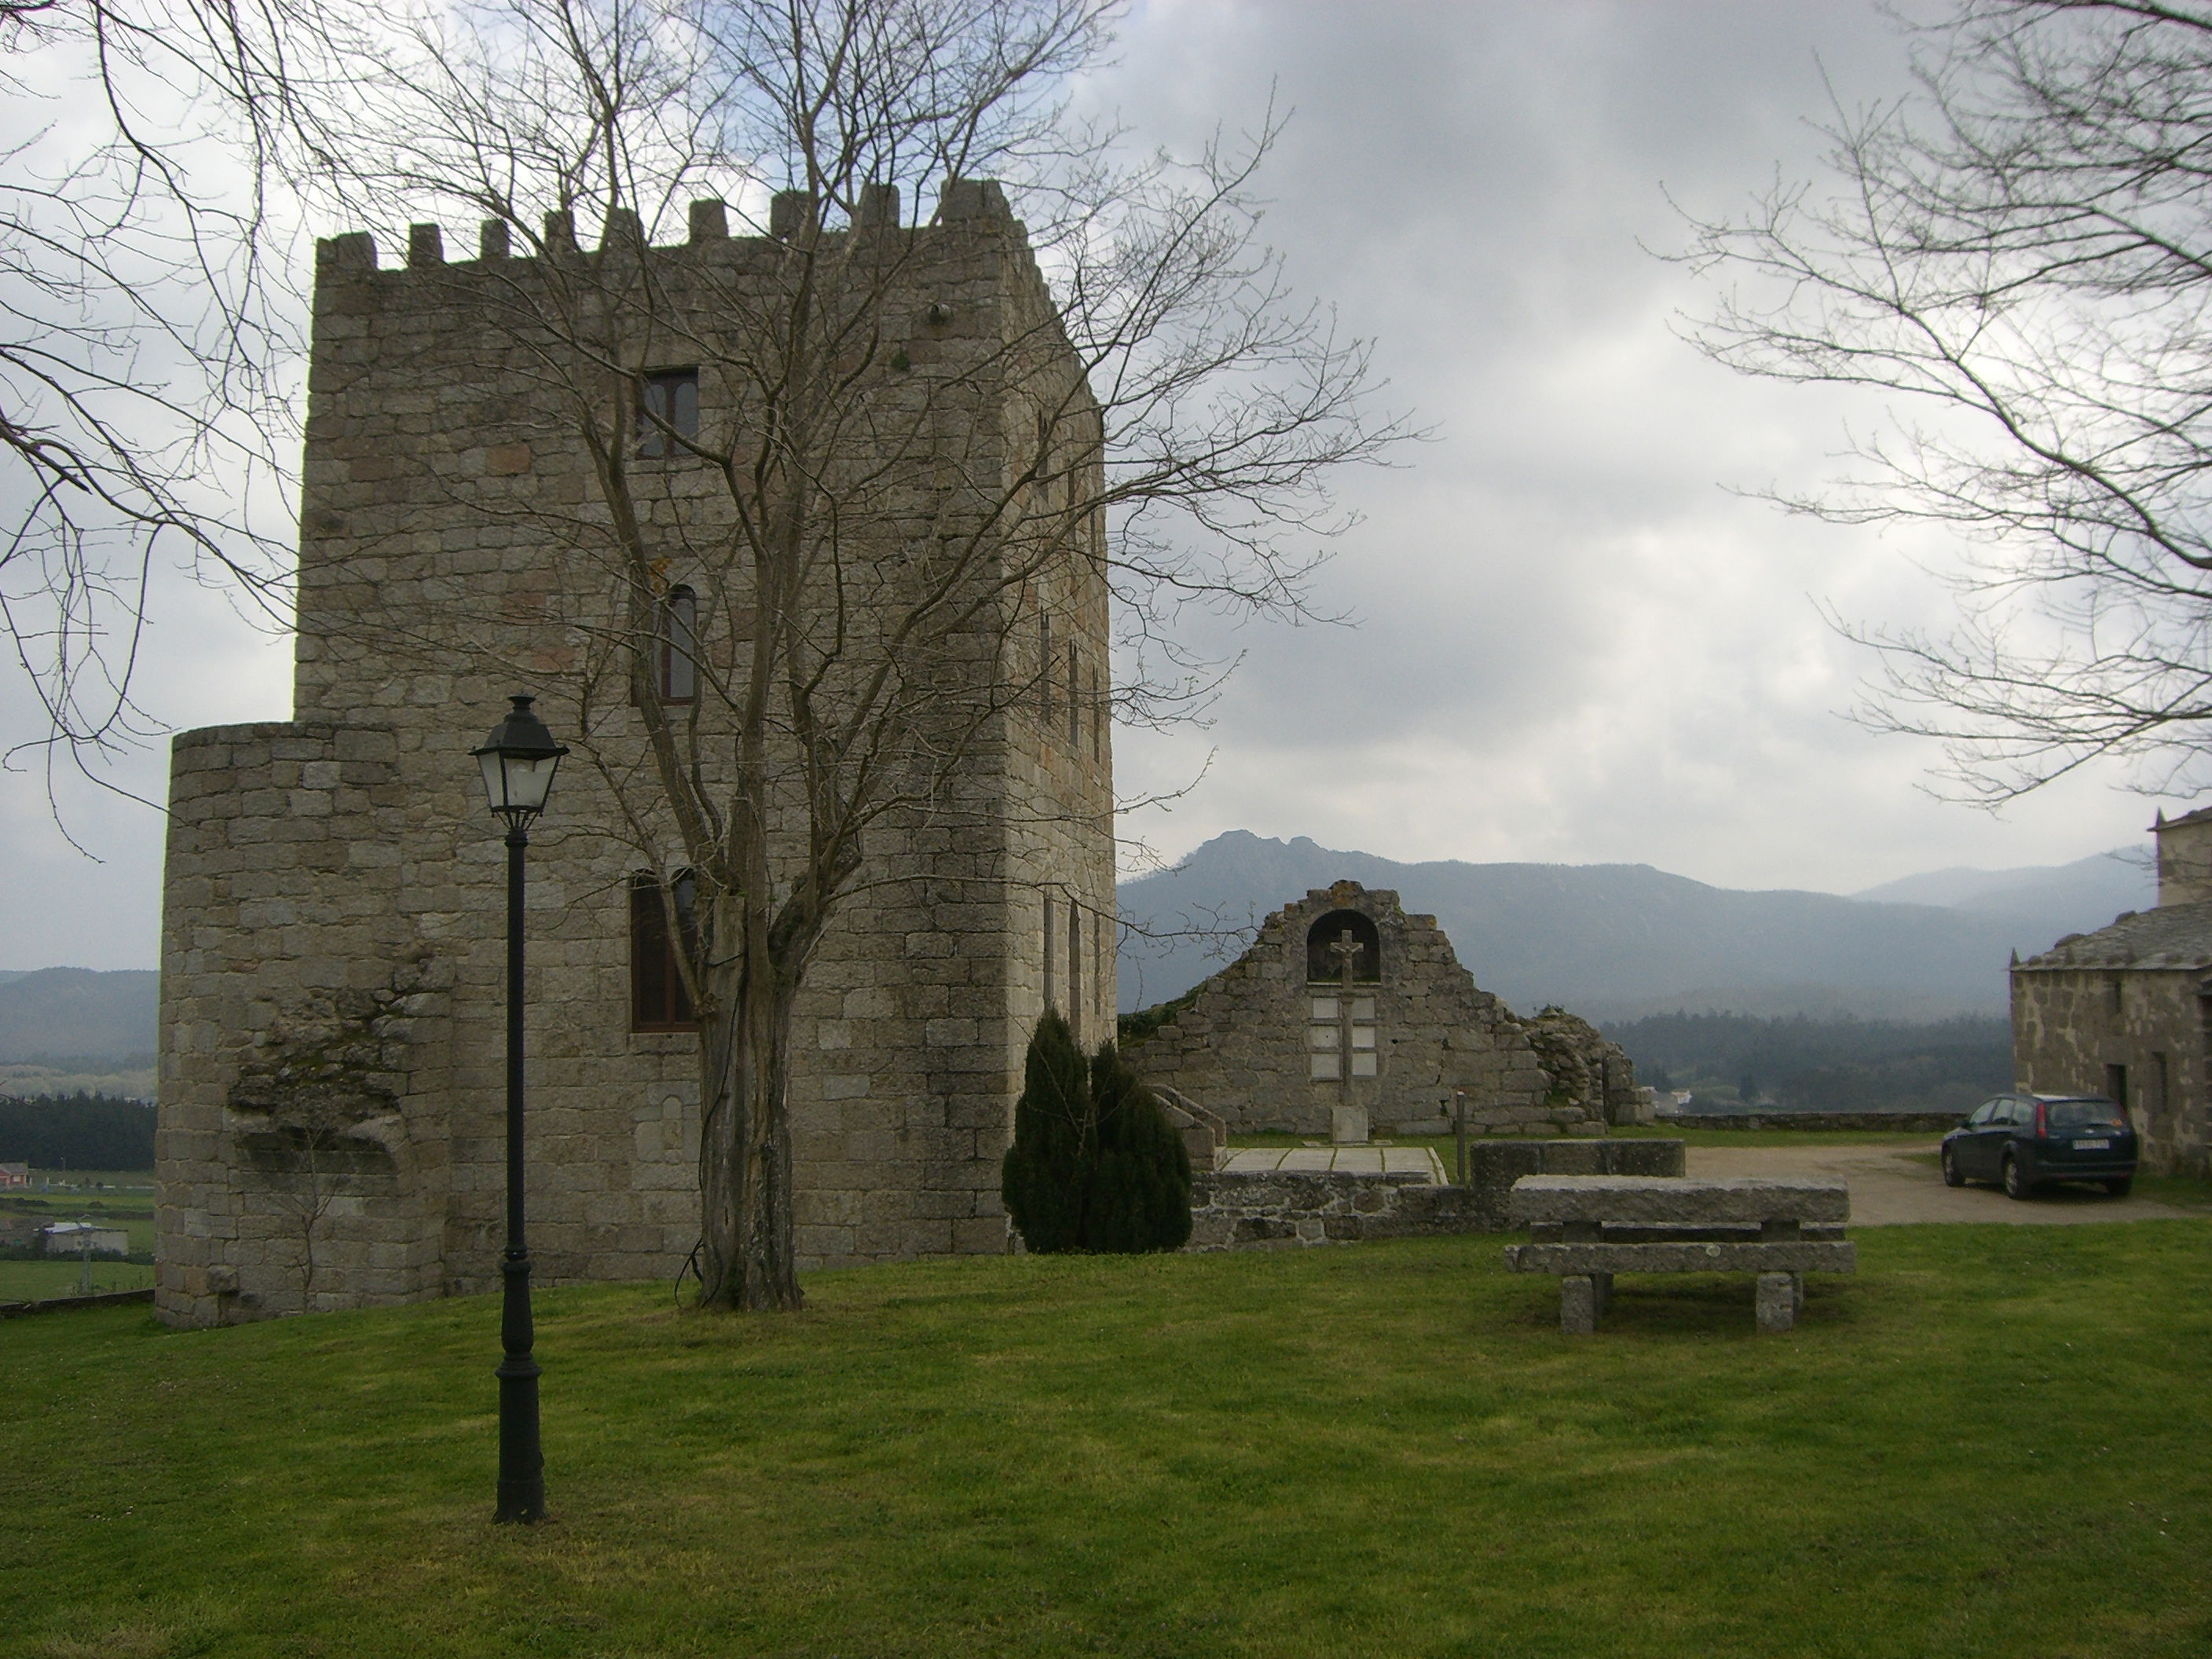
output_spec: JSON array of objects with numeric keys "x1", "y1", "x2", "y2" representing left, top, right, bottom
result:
[
  {"x1": 2105, "y1": 1177, "x2": 2133, "y2": 1198},
  {"x1": 1942, "y1": 1147, "x2": 1965, "y2": 1188},
  {"x1": 2001, "y1": 1152, "x2": 2034, "y2": 1200}
]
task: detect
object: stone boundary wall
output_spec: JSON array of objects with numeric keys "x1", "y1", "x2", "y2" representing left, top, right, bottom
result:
[
  {"x1": 1459, "y1": 1138, "x2": 1685, "y2": 1230},
  {"x1": 0, "y1": 1287, "x2": 156, "y2": 1319},
  {"x1": 1661, "y1": 1111, "x2": 1961, "y2": 1133},
  {"x1": 1186, "y1": 1138, "x2": 1687, "y2": 1249}
]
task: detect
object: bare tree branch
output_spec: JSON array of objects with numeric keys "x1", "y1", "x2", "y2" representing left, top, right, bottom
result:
[{"x1": 1679, "y1": 0, "x2": 2212, "y2": 803}]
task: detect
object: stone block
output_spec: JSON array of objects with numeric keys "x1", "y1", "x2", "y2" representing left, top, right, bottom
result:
[
  {"x1": 1508, "y1": 1176, "x2": 1850, "y2": 1227},
  {"x1": 1756, "y1": 1272, "x2": 1800, "y2": 1334},
  {"x1": 1559, "y1": 1274, "x2": 1598, "y2": 1335},
  {"x1": 1506, "y1": 1240, "x2": 1855, "y2": 1275}
]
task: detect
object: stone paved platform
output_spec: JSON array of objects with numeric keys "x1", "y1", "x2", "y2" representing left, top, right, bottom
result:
[{"x1": 1217, "y1": 1145, "x2": 1445, "y2": 1180}]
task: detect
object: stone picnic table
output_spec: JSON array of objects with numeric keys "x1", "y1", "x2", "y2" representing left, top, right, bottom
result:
[{"x1": 1503, "y1": 1174, "x2": 1855, "y2": 1334}]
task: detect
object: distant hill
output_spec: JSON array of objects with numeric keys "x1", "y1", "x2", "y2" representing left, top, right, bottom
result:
[
  {"x1": 1116, "y1": 833, "x2": 2155, "y2": 1022},
  {"x1": 1851, "y1": 848, "x2": 2152, "y2": 922},
  {"x1": 0, "y1": 969, "x2": 159, "y2": 1064}
]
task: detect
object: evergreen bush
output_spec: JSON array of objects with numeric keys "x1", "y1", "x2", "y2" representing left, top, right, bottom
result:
[
  {"x1": 1000, "y1": 1009, "x2": 1091, "y2": 1253},
  {"x1": 1001, "y1": 1015, "x2": 1192, "y2": 1254},
  {"x1": 1085, "y1": 1041, "x2": 1192, "y2": 1254}
]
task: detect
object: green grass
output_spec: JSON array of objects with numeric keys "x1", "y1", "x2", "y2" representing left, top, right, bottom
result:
[
  {"x1": 0, "y1": 1258, "x2": 152, "y2": 1301},
  {"x1": 1231, "y1": 1128, "x2": 1949, "y2": 1156},
  {"x1": 2, "y1": 1171, "x2": 157, "y2": 1256},
  {"x1": 5, "y1": 1227, "x2": 2210, "y2": 1657}
]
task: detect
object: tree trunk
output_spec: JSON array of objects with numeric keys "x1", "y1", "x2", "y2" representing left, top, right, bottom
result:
[{"x1": 695, "y1": 892, "x2": 805, "y2": 1311}]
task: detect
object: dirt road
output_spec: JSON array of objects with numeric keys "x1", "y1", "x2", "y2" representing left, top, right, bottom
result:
[{"x1": 1683, "y1": 1140, "x2": 2195, "y2": 1225}]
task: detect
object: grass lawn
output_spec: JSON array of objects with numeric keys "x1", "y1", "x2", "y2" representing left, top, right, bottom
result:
[
  {"x1": 1232, "y1": 1128, "x2": 1950, "y2": 1156},
  {"x1": 3, "y1": 1172, "x2": 159, "y2": 1257},
  {"x1": 0, "y1": 1258, "x2": 152, "y2": 1302},
  {"x1": 5, "y1": 1225, "x2": 2210, "y2": 1658}
]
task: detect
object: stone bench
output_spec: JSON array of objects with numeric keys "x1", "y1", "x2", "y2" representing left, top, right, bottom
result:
[{"x1": 1503, "y1": 1175, "x2": 1855, "y2": 1334}]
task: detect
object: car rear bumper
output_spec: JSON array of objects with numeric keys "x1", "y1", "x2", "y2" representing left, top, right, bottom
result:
[{"x1": 2022, "y1": 1157, "x2": 2137, "y2": 1183}]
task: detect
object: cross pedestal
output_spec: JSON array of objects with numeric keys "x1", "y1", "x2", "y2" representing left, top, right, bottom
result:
[{"x1": 1327, "y1": 928, "x2": 1370, "y2": 1145}]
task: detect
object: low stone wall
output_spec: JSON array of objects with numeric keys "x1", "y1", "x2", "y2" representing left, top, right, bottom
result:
[
  {"x1": 1661, "y1": 1111, "x2": 1961, "y2": 1133},
  {"x1": 0, "y1": 1287, "x2": 156, "y2": 1319},
  {"x1": 1187, "y1": 1170, "x2": 1481, "y2": 1249},
  {"x1": 1460, "y1": 1138, "x2": 1686, "y2": 1230},
  {"x1": 1186, "y1": 1138, "x2": 1687, "y2": 1250}
]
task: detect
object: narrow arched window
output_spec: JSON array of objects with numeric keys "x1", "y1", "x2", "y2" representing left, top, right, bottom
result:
[
  {"x1": 658, "y1": 586, "x2": 698, "y2": 705},
  {"x1": 1068, "y1": 896, "x2": 1082, "y2": 1042},
  {"x1": 1067, "y1": 642, "x2": 1081, "y2": 748},
  {"x1": 1038, "y1": 606, "x2": 1053, "y2": 725},
  {"x1": 638, "y1": 368, "x2": 698, "y2": 459},
  {"x1": 631, "y1": 870, "x2": 699, "y2": 1031}
]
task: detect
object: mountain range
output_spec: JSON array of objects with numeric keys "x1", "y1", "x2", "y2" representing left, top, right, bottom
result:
[
  {"x1": 1115, "y1": 833, "x2": 2155, "y2": 1022},
  {"x1": 0, "y1": 968, "x2": 159, "y2": 1064},
  {"x1": 0, "y1": 835, "x2": 2159, "y2": 1061}
]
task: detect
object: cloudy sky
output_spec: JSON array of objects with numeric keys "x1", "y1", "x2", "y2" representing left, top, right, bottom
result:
[{"x1": 0, "y1": 0, "x2": 2166, "y2": 972}]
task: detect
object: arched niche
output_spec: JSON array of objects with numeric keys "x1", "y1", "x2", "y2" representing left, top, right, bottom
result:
[{"x1": 1306, "y1": 909, "x2": 1381, "y2": 984}]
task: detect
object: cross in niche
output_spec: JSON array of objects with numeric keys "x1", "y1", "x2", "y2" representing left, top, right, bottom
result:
[{"x1": 1328, "y1": 927, "x2": 1363, "y2": 1104}]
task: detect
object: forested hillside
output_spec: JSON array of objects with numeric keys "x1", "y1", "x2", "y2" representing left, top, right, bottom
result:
[
  {"x1": 1606, "y1": 1013, "x2": 2012, "y2": 1115},
  {"x1": 0, "y1": 1093, "x2": 157, "y2": 1169}
]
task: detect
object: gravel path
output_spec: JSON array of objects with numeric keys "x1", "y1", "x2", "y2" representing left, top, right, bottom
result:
[{"x1": 1683, "y1": 1141, "x2": 2195, "y2": 1225}]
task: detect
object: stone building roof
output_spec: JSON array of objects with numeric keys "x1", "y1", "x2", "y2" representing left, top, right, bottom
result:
[{"x1": 2016, "y1": 899, "x2": 2212, "y2": 972}]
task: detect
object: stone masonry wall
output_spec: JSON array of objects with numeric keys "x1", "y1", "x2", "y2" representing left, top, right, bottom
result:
[
  {"x1": 1185, "y1": 1139, "x2": 1686, "y2": 1250},
  {"x1": 157, "y1": 722, "x2": 456, "y2": 1322},
  {"x1": 1122, "y1": 881, "x2": 1601, "y2": 1138},
  {"x1": 159, "y1": 185, "x2": 1115, "y2": 1320},
  {"x1": 2012, "y1": 966, "x2": 2210, "y2": 1176}
]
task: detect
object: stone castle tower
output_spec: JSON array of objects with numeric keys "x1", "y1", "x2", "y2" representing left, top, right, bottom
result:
[{"x1": 156, "y1": 181, "x2": 1115, "y2": 1323}]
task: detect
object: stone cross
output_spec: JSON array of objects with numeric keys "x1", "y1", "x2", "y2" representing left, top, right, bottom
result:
[{"x1": 1328, "y1": 928, "x2": 1362, "y2": 1104}]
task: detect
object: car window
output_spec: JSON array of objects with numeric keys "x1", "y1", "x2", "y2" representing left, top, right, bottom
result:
[
  {"x1": 2000, "y1": 1099, "x2": 2030, "y2": 1126},
  {"x1": 1968, "y1": 1101, "x2": 2001, "y2": 1126},
  {"x1": 2046, "y1": 1098, "x2": 2124, "y2": 1131}
]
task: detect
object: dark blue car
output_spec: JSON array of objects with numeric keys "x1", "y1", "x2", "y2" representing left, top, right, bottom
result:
[{"x1": 1942, "y1": 1093, "x2": 2137, "y2": 1199}]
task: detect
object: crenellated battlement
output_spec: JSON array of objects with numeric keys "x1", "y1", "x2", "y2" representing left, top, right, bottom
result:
[{"x1": 313, "y1": 178, "x2": 1016, "y2": 282}]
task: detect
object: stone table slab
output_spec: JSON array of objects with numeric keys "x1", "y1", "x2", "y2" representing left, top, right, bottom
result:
[
  {"x1": 1218, "y1": 1145, "x2": 1446, "y2": 1181},
  {"x1": 1507, "y1": 1174, "x2": 1851, "y2": 1225}
]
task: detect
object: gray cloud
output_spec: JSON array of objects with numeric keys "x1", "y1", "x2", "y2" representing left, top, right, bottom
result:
[
  {"x1": 0, "y1": 0, "x2": 2156, "y2": 972},
  {"x1": 1101, "y1": 0, "x2": 2153, "y2": 891}
]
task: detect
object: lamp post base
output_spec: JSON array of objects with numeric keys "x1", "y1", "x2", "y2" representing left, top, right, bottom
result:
[{"x1": 494, "y1": 1250, "x2": 544, "y2": 1524}]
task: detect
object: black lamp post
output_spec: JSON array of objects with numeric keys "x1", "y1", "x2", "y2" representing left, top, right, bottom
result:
[{"x1": 473, "y1": 693, "x2": 567, "y2": 1525}]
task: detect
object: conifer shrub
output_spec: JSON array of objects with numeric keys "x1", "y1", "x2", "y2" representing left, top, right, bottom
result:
[
  {"x1": 1001, "y1": 1014, "x2": 1192, "y2": 1254},
  {"x1": 1085, "y1": 1041, "x2": 1192, "y2": 1254},
  {"x1": 1000, "y1": 1009, "x2": 1090, "y2": 1253}
]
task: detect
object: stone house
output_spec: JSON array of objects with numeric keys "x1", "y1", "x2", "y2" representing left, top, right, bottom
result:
[
  {"x1": 156, "y1": 182, "x2": 1115, "y2": 1323},
  {"x1": 1119, "y1": 881, "x2": 1637, "y2": 1140},
  {"x1": 2012, "y1": 809, "x2": 2212, "y2": 1176}
]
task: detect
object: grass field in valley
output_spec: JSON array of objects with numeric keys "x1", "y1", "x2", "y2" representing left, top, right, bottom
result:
[
  {"x1": 0, "y1": 1258, "x2": 152, "y2": 1301},
  {"x1": 6, "y1": 1224, "x2": 2210, "y2": 1659}
]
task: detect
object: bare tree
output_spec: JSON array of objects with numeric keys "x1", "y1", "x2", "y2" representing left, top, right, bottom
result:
[
  {"x1": 1683, "y1": 1, "x2": 2212, "y2": 804},
  {"x1": 0, "y1": 1, "x2": 298, "y2": 776},
  {"x1": 262, "y1": 0, "x2": 1400, "y2": 1310}
]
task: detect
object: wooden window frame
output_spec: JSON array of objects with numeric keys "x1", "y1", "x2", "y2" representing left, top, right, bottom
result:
[
  {"x1": 658, "y1": 584, "x2": 698, "y2": 705},
  {"x1": 637, "y1": 368, "x2": 699, "y2": 459},
  {"x1": 631, "y1": 871, "x2": 700, "y2": 1032}
]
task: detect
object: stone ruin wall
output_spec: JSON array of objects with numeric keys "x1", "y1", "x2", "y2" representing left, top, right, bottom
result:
[
  {"x1": 157, "y1": 185, "x2": 1115, "y2": 1324},
  {"x1": 1120, "y1": 882, "x2": 1632, "y2": 1139}
]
